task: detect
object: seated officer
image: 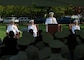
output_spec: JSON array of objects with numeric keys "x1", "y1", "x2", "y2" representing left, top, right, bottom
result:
[
  {"x1": 27, "y1": 20, "x2": 38, "y2": 37},
  {"x1": 71, "y1": 20, "x2": 80, "y2": 34},
  {"x1": 6, "y1": 20, "x2": 20, "y2": 39}
]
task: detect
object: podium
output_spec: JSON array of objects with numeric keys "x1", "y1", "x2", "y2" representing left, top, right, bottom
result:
[{"x1": 46, "y1": 24, "x2": 62, "y2": 35}]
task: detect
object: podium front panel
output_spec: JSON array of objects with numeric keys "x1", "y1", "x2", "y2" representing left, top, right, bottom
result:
[{"x1": 47, "y1": 24, "x2": 59, "y2": 34}]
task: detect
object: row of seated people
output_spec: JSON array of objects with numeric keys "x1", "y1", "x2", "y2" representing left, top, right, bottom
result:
[
  {"x1": 6, "y1": 18, "x2": 81, "y2": 39},
  {"x1": 5, "y1": 19, "x2": 38, "y2": 39}
]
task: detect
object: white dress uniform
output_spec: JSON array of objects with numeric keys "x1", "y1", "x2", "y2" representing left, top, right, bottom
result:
[
  {"x1": 71, "y1": 25, "x2": 80, "y2": 34},
  {"x1": 6, "y1": 24, "x2": 20, "y2": 35},
  {"x1": 28, "y1": 24, "x2": 38, "y2": 37},
  {"x1": 45, "y1": 17, "x2": 58, "y2": 24},
  {"x1": 45, "y1": 17, "x2": 58, "y2": 32}
]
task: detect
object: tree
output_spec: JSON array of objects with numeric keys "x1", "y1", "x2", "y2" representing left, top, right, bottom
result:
[{"x1": 0, "y1": 5, "x2": 5, "y2": 17}]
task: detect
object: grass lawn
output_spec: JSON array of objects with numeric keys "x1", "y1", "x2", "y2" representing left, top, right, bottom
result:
[
  {"x1": 0, "y1": 23, "x2": 84, "y2": 41},
  {"x1": 0, "y1": 24, "x2": 6, "y2": 41}
]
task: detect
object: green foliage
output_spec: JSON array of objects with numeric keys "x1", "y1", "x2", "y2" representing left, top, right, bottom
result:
[
  {"x1": 64, "y1": 6, "x2": 75, "y2": 15},
  {"x1": 51, "y1": 7, "x2": 66, "y2": 17},
  {"x1": 0, "y1": 5, "x2": 78, "y2": 18}
]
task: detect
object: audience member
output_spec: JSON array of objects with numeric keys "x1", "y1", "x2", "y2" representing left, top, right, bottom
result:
[
  {"x1": 1, "y1": 31, "x2": 18, "y2": 56},
  {"x1": 67, "y1": 31, "x2": 78, "y2": 60}
]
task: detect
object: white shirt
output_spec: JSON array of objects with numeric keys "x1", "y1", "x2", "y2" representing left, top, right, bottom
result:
[
  {"x1": 6, "y1": 24, "x2": 20, "y2": 35},
  {"x1": 45, "y1": 17, "x2": 58, "y2": 24},
  {"x1": 45, "y1": 17, "x2": 58, "y2": 32},
  {"x1": 72, "y1": 25, "x2": 80, "y2": 34},
  {"x1": 28, "y1": 24, "x2": 37, "y2": 37}
]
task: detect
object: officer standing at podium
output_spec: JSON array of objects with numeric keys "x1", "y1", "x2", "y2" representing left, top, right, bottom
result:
[
  {"x1": 45, "y1": 12, "x2": 58, "y2": 24},
  {"x1": 45, "y1": 12, "x2": 58, "y2": 32}
]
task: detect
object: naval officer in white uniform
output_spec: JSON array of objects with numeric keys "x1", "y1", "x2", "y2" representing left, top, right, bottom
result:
[
  {"x1": 45, "y1": 12, "x2": 58, "y2": 32},
  {"x1": 27, "y1": 20, "x2": 38, "y2": 37},
  {"x1": 6, "y1": 20, "x2": 20, "y2": 38},
  {"x1": 45, "y1": 12, "x2": 58, "y2": 24},
  {"x1": 71, "y1": 20, "x2": 80, "y2": 34}
]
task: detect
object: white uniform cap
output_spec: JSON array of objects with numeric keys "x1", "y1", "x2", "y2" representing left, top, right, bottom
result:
[
  {"x1": 10, "y1": 19, "x2": 14, "y2": 22},
  {"x1": 29, "y1": 20, "x2": 34, "y2": 23},
  {"x1": 49, "y1": 12, "x2": 54, "y2": 15},
  {"x1": 73, "y1": 20, "x2": 79, "y2": 23}
]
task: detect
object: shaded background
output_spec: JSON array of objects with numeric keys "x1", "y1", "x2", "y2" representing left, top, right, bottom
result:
[{"x1": 0, "y1": 0, "x2": 84, "y2": 6}]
